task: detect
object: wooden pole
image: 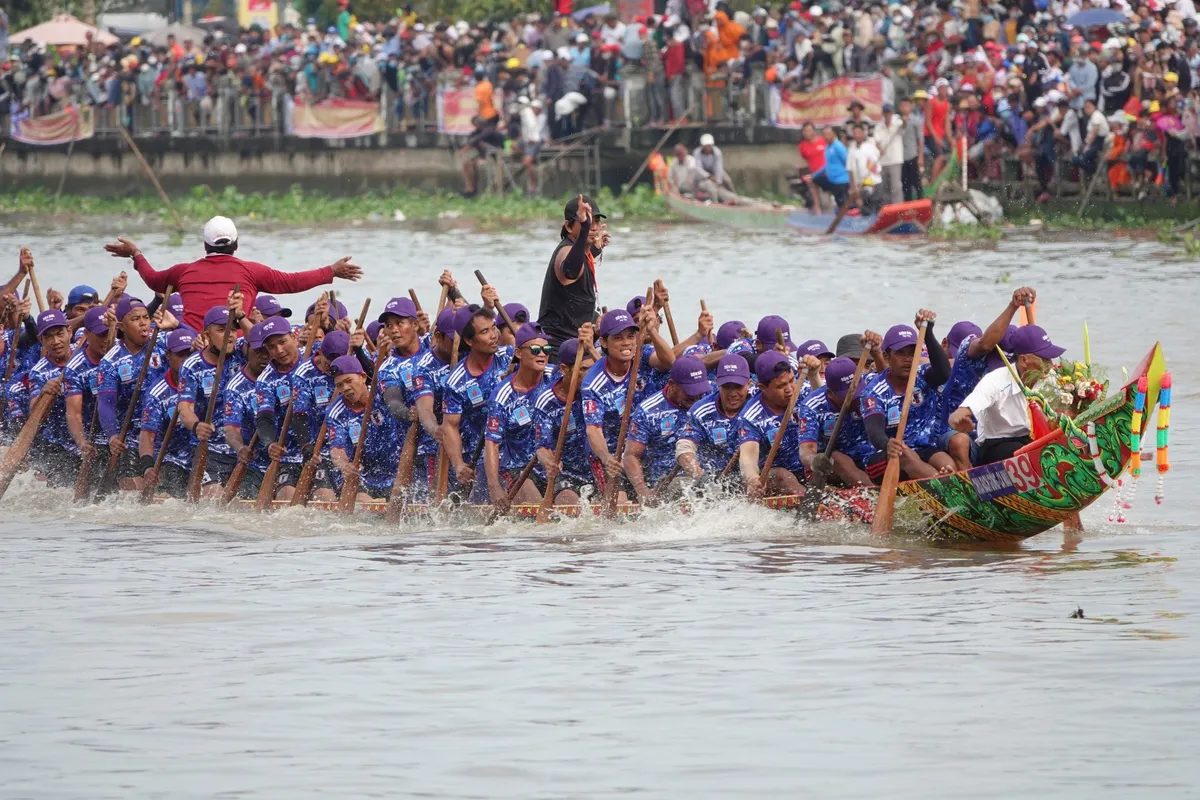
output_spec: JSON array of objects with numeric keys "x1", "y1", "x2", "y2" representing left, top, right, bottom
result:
[
  {"x1": 255, "y1": 312, "x2": 321, "y2": 510},
  {"x1": 473, "y1": 270, "x2": 520, "y2": 338},
  {"x1": 485, "y1": 455, "x2": 538, "y2": 525},
  {"x1": 797, "y1": 348, "x2": 871, "y2": 518},
  {"x1": 661, "y1": 299, "x2": 680, "y2": 347},
  {"x1": 700, "y1": 300, "x2": 712, "y2": 346},
  {"x1": 619, "y1": 104, "x2": 694, "y2": 197},
  {"x1": 384, "y1": 418, "x2": 421, "y2": 523},
  {"x1": 25, "y1": 260, "x2": 45, "y2": 314},
  {"x1": 337, "y1": 348, "x2": 389, "y2": 514},
  {"x1": 601, "y1": 287, "x2": 653, "y2": 518},
  {"x1": 55, "y1": 138, "x2": 77, "y2": 203},
  {"x1": 117, "y1": 124, "x2": 185, "y2": 233},
  {"x1": 870, "y1": 320, "x2": 929, "y2": 534},
  {"x1": 186, "y1": 285, "x2": 241, "y2": 502},
  {"x1": 139, "y1": 404, "x2": 182, "y2": 504},
  {"x1": 220, "y1": 432, "x2": 258, "y2": 506},
  {"x1": 291, "y1": 392, "x2": 339, "y2": 507},
  {"x1": 535, "y1": 336, "x2": 588, "y2": 524}
]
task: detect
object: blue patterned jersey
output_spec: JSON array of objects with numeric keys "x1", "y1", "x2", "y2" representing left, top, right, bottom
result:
[
  {"x1": 377, "y1": 346, "x2": 429, "y2": 401},
  {"x1": 327, "y1": 395, "x2": 399, "y2": 493},
  {"x1": 444, "y1": 346, "x2": 514, "y2": 463},
  {"x1": 179, "y1": 349, "x2": 245, "y2": 455},
  {"x1": 98, "y1": 337, "x2": 169, "y2": 447},
  {"x1": 735, "y1": 394, "x2": 802, "y2": 473},
  {"x1": 3, "y1": 369, "x2": 30, "y2": 434},
  {"x1": 939, "y1": 336, "x2": 991, "y2": 423},
  {"x1": 141, "y1": 373, "x2": 192, "y2": 469},
  {"x1": 255, "y1": 361, "x2": 303, "y2": 464},
  {"x1": 532, "y1": 379, "x2": 590, "y2": 482},
  {"x1": 26, "y1": 357, "x2": 70, "y2": 450},
  {"x1": 638, "y1": 343, "x2": 672, "y2": 399},
  {"x1": 626, "y1": 389, "x2": 691, "y2": 484},
  {"x1": 677, "y1": 389, "x2": 741, "y2": 473},
  {"x1": 63, "y1": 348, "x2": 107, "y2": 446},
  {"x1": 581, "y1": 356, "x2": 646, "y2": 455},
  {"x1": 292, "y1": 357, "x2": 337, "y2": 451},
  {"x1": 798, "y1": 388, "x2": 872, "y2": 466},
  {"x1": 223, "y1": 367, "x2": 269, "y2": 470},
  {"x1": 484, "y1": 375, "x2": 543, "y2": 472},
  {"x1": 860, "y1": 365, "x2": 942, "y2": 449},
  {"x1": 411, "y1": 349, "x2": 452, "y2": 457}
]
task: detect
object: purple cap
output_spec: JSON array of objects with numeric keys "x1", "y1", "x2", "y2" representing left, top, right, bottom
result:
[
  {"x1": 166, "y1": 328, "x2": 196, "y2": 353},
  {"x1": 306, "y1": 299, "x2": 348, "y2": 321},
  {"x1": 882, "y1": 324, "x2": 919, "y2": 352},
  {"x1": 36, "y1": 309, "x2": 69, "y2": 336},
  {"x1": 202, "y1": 306, "x2": 230, "y2": 329},
  {"x1": 167, "y1": 292, "x2": 185, "y2": 319},
  {"x1": 255, "y1": 295, "x2": 291, "y2": 318},
  {"x1": 115, "y1": 294, "x2": 145, "y2": 322},
  {"x1": 503, "y1": 302, "x2": 530, "y2": 324},
  {"x1": 754, "y1": 350, "x2": 795, "y2": 385},
  {"x1": 625, "y1": 295, "x2": 649, "y2": 317},
  {"x1": 82, "y1": 306, "x2": 110, "y2": 335},
  {"x1": 756, "y1": 315, "x2": 794, "y2": 349},
  {"x1": 320, "y1": 330, "x2": 351, "y2": 359},
  {"x1": 558, "y1": 337, "x2": 581, "y2": 366},
  {"x1": 454, "y1": 305, "x2": 489, "y2": 337},
  {"x1": 514, "y1": 322, "x2": 548, "y2": 348},
  {"x1": 671, "y1": 355, "x2": 712, "y2": 396},
  {"x1": 1009, "y1": 325, "x2": 1066, "y2": 359},
  {"x1": 714, "y1": 353, "x2": 750, "y2": 386},
  {"x1": 946, "y1": 321, "x2": 982, "y2": 353},
  {"x1": 379, "y1": 296, "x2": 418, "y2": 321},
  {"x1": 254, "y1": 316, "x2": 292, "y2": 348},
  {"x1": 436, "y1": 307, "x2": 458, "y2": 337},
  {"x1": 824, "y1": 356, "x2": 862, "y2": 396},
  {"x1": 328, "y1": 355, "x2": 364, "y2": 377},
  {"x1": 365, "y1": 320, "x2": 381, "y2": 343},
  {"x1": 599, "y1": 309, "x2": 638, "y2": 337},
  {"x1": 798, "y1": 339, "x2": 834, "y2": 358},
  {"x1": 716, "y1": 320, "x2": 747, "y2": 350}
]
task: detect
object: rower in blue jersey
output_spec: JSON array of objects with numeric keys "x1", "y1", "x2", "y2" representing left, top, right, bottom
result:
[
  {"x1": 138, "y1": 329, "x2": 199, "y2": 498},
  {"x1": 622, "y1": 291, "x2": 677, "y2": 397},
  {"x1": 676, "y1": 353, "x2": 753, "y2": 480},
  {"x1": 327, "y1": 356, "x2": 399, "y2": 501},
  {"x1": 408, "y1": 307, "x2": 459, "y2": 497},
  {"x1": 797, "y1": 355, "x2": 874, "y2": 487},
  {"x1": 623, "y1": 354, "x2": 712, "y2": 503},
  {"x1": 936, "y1": 287, "x2": 1037, "y2": 471},
  {"x1": 23, "y1": 310, "x2": 75, "y2": 487},
  {"x1": 98, "y1": 295, "x2": 172, "y2": 488},
  {"x1": 254, "y1": 315, "x2": 314, "y2": 503},
  {"x1": 63, "y1": 307, "x2": 115, "y2": 489},
  {"x1": 177, "y1": 301, "x2": 251, "y2": 494},
  {"x1": 442, "y1": 286, "x2": 514, "y2": 497},
  {"x1": 221, "y1": 321, "x2": 274, "y2": 500},
  {"x1": 497, "y1": 302, "x2": 531, "y2": 349},
  {"x1": 1, "y1": 292, "x2": 41, "y2": 442},
  {"x1": 483, "y1": 323, "x2": 553, "y2": 512},
  {"x1": 753, "y1": 314, "x2": 800, "y2": 373},
  {"x1": 860, "y1": 312, "x2": 954, "y2": 484},
  {"x1": 581, "y1": 307, "x2": 674, "y2": 499},
  {"x1": 532, "y1": 332, "x2": 596, "y2": 506},
  {"x1": 735, "y1": 351, "x2": 805, "y2": 499}
]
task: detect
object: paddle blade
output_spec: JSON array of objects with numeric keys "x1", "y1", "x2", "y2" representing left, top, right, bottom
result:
[{"x1": 871, "y1": 457, "x2": 903, "y2": 534}]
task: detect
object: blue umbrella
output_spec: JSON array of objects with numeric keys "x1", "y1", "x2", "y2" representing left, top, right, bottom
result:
[
  {"x1": 573, "y1": 4, "x2": 610, "y2": 21},
  {"x1": 1067, "y1": 8, "x2": 1128, "y2": 27}
]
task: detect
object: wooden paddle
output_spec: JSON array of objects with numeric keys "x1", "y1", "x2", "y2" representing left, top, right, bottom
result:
[
  {"x1": 755, "y1": 329, "x2": 802, "y2": 500},
  {"x1": 220, "y1": 432, "x2": 258, "y2": 506},
  {"x1": 0, "y1": 386, "x2": 59, "y2": 500},
  {"x1": 337, "y1": 347, "x2": 390, "y2": 514},
  {"x1": 291, "y1": 390, "x2": 340, "y2": 507},
  {"x1": 719, "y1": 449, "x2": 740, "y2": 479},
  {"x1": 24, "y1": 251, "x2": 45, "y2": 313},
  {"x1": 432, "y1": 332, "x2": 462, "y2": 504},
  {"x1": 187, "y1": 285, "x2": 241, "y2": 503},
  {"x1": 2, "y1": 279, "x2": 30, "y2": 383},
  {"x1": 473, "y1": 270, "x2": 520, "y2": 338},
  {"x1": 139, "y1": 404, "x2": 181, "y2": 504},
  {"x1": 700, "y1": 300, "x2": 712, "y2": 346},
  {"x1": 98, "y1": 285, "x2": 173, "y2": 496},
  {"x1": 485, "y1": 454, "x2": 539, "y2": 525},
  {"x1": 73, "y1": 315, "x2": 119, "y2": 502},
  {"x1": 436, "y1": 283, "x2": 450, "y2": 315},
  {"x1": 384, "y1": 416, "x2": 422, "y2": 523},
  {"x1": 797, "y1": 348, "x2": 871, "y2": 519},
  {"x1": 870, "y1": 320, "x2": 928, "y2": 535},
  {"x1": 601, "y1": 287, "x2": 653, "y2": 518},
  {"x1": 659, "y1": 283, "x2": 680, "y2": 347},
  {"x1": 535, "y1": 334, "x2": 588, "y2": 524}
]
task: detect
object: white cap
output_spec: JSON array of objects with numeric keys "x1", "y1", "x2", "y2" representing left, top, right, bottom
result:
[
  {"x1": 575, "y1": 32, "x2": 588, "y2": 43},
  {"x1": 810, "y1": 5, "x2": 823, "y2": 16},
  {"x1": 556, "y1": 46, "x2": 571, "y2": 59},
  {"x1": 699, "y1": 133, "x2": 715, "y2": 146},
  {"x1": 203, "y1": 216, "x2": 238, "y2": 247},
  {"x1": 1033, "y1": 96, "x2": 1047, "y2": 108},
  {"x1": 234, "y1": 42, "x2": 247, "y2": 53}
]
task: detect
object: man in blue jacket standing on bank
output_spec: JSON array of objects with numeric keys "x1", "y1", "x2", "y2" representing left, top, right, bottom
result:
[{"x1": 803, "y1": 125, "x2": 851, "y2": 211}]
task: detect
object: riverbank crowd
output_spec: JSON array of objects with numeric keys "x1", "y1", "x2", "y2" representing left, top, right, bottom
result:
[
  {"x1": 4, "y1": 0, "x2": 1200, "y2": 201},
  {"x1": 0, "y1": 208, "x2": 1068, "y2": 515}
]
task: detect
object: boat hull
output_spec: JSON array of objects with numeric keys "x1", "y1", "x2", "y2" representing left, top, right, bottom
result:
[{"x1": 663, "y1": 187, "x2": 932, "y2": 236}]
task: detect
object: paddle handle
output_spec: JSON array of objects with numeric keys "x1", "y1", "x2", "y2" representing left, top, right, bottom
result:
[
  {"x1": 473, "y1": 270, "x2": 520, "y2": 338},
  {"x1": 488, "y1": 454, "x2": 538, "y2": 524},
  {"x1": 220, "y1": 432, "x2": 259, "y2": 506},
  {"x1": 140, "y1": 403, "x2": 181, "y2": 504},
  {"x1": 871, "y1": 320, "x2": 929, "y2": 534},
  {"x1": 292, "y1": 414, "x2": 334, "y2": 507},
  {"x1": 385, "y1": 419, "x2": 422, "y2": 524},
  {"x1": 338, "y1": 348, "x2": 390, "y2": 514},
  {"x1": 602, "y1": 287, "x2": 653, "y2": 517},
  {"x1": 255, "y1": 403, "x2": 294, "y2": 511},
  {"x1": 355, "y1": 299, "x2": 372, "y2": 330},
  {"x1": 407, "y1": 289, "x2": 422, "y2": 313},
  {"x1": 25, "y1": 259, "x2": 45, "y2": 314},
  {"x1": 700, "y1": 300, "x2": 712, "y2": 346},
  {"x1": 535, "y1": 338, "x2": 588, "y2": 524},
  {"x1": 0, "y1": 389, "x2": 57, "y2": 501},
  {"x1": 436, "y1": 283, "x2": 450, "y2": 315},
  {"x1": 661, "y1": 299, "x2": 679, "y2": 347},
  {"x1": 806, "y1": 347, "x2": 871, "y2": 501}
]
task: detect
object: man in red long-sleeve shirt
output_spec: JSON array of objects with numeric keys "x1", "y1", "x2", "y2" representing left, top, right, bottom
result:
[{"x1": 104, "y1": 216, "x2": 363, "y2": 333}]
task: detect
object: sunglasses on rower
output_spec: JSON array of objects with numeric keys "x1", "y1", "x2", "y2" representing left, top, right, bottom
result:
[{"x1": 524, "y1": 344, "x2": 554, "y2": 356}]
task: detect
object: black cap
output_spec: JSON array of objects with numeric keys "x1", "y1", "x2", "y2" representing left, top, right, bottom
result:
[
  {"x1": 835, "y1": 333, "x2": 864, "y2": 359},
  {"x1": 564, "y1": 195, "x2": 606, "y2": 222}
]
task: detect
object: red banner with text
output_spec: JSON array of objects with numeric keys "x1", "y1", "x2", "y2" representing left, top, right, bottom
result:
[
  {"x1": 10, "y1": 106, "x2": 94, "y2": 146},
  {"x1": 436, "y1": 89, "x2": 478, "y2": 136},
  {"x1": 776, "y1": 76, "x2": 885, "y2": 129}
]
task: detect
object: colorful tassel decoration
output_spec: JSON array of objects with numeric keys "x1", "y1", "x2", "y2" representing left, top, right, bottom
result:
[{"x1": 1156, "y1": 372, "x2": 1172, "y2": 504}]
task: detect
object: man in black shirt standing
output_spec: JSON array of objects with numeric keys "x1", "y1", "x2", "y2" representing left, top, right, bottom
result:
[{"x1": 538, "y1": 195, "x2": 607, "y2": 358}]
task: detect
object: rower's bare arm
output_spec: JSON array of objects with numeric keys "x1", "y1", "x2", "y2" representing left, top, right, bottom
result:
[
  {"x1": 224, "y1": 424, "x2": 246, "y2": 455},
  {"x1": 640, "y1": 310, "x2": 675, "y2": 370},
  {"x1": 675, "y1": 438, "x2": 703, "y2": 479},
  {"x1": 799, "y1": 440, "x2": 819, "y2": 470},
  {"x1": 65, "y1": 394, "x2": 87, "y2": 452},
  {"x1": 177, "y1": 400, "x2": 201, "y2": 438},
  {"x1": 483, "y1": 441, "x2": 505, "y2": 504},
  {"x1": 443, "y1": 413, "x2": 466, "y2": 469},
  {"x1": 536, "y1": 446, "x2": 558, "y2": 474},
  {"x1": 138, "y1": 428, "x2": 157, "y2": 459},
  {"x1": 415, "y1": 396, "x2": 440, "y2": 440},
  {"x1": 968, "y1": 287, "x2": 1034, "y2": 360},
  {"x1": 622, "y1": 440, "x2": 650, "y2": 499},
  {"x1": 586, "y1": 424, "x2": 613, "y2": 466},
  {"x1": 739, "y1": 441, "x2": 761, "y2": 484}
]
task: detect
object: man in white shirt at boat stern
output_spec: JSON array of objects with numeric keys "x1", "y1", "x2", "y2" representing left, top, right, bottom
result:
[
  {"x1": 873, "y1": 103, "x2": 906, "y2": 206},
  {"x1": 947, "y1": 325, "x2": 1066, "y2": 466}
]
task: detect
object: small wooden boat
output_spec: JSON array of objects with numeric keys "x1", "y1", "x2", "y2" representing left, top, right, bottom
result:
[
  {"x1": 225, "y1": 344, "x2": 1166, "y2": 544},
  {"x1": 663, "y1": 187, "x2": 934, "y2": 236}
]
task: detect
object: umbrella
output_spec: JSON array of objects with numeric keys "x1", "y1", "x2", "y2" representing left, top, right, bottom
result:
[
  {"x1": 1067, "y1": 8, "x2": 1128, "y2": 28},
  {"x1": 573, "y1": 4, "x2": 610, "y2": 21},
  {"x1": 1155, "y1": 115, "x2": 1184, "y2": 133},
  {"x1": 143, "y1": 22, "x2": 209, "y2": 47},
  {"x1": 9, "y1": 13, "x2": 118, "y2": 47}
]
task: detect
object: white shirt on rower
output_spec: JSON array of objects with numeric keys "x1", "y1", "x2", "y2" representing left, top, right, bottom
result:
[{"x1": 961, "y1": 367, "x2": 1031, "y2": 443}]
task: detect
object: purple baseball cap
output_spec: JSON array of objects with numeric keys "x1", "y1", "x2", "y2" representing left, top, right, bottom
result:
[
  {"x1": 454, "y1": 305, "x2": 491, "y2": 337},
  {"x1": 798, "y1": 339, "x2": 834, "y2": 358},
  {"x1": 503, "y1": 302, "x2": 530, "y2": 324},
  {"x1": 514, "y1": 322, "x2": 548, "y2": 348},
  {"x1": 36, "y1": 309, "x2": 69, "y2": 336},
  {"x1": 882, "y1": 324, "x2": 919, "y2": 352},
  {"x1": 255, "y1": 295, "x2": 291, "y2": 318},
  {"x1": 320, "y1": 330, "x2": 352, "y2": 359},
  {"x1": 715, "y1": 353, "x2": 750, "y2": 387},
  {"x1": 670, "y1": 355, "x2": 712, "y2": 396},
  {"x1": 946, "y1": 320, "x2": 982, "y2": 353},
  {"x1": 599, "y1": 309, "x2": 638, "y2": 337},
  {"x1": 436, "y1": 307, "x2": 458, "y2": 337},
  {"x1": 115, "y1": 294, "x2": 145, "y2": 322},
  {"x1": 756, "y1": 315, "x2": 794, "y2": 349},
  {"x1": 365, "y1": 320, "x2": 381, "y2": 344},
  {"x1": 328, "y1": 355, "x2": 364, "y2": 377},
  {"x1": 558, "y1": 337, "x2": 581, "y2": 366},
  {"x1": 625, "y1": 295, "x2": 650, "y2": 317},
  {"x1": 255, "y1": 316, "x2": 292, "y2": 348},
  {"x1": 716, "y1": 320, "x2": 747, "y2": 350},
  {"x1": 986, "y1": 325, "x2": 1020, "y2": 372},
  {"x1": 167, "y1": 292, "x2": 185, "y2": 319},
  {"x1": 82, "y1": 306, "x2": 110, "y2": 335},
  {"x1": 203, "y1": 306, "x2": 230, "y2": 329},
  {"x1": 1009, "y1": 325, "x2": 1066, "y2": 359},
  {"x1": 824, "y1": 356, "x2": 863, "y2": 397},
  {"x1": 166, "y1": 329, "x2": 196, "y2": 353},
  {"x1": 379, "y1": 296, "x2": 418, "y2": 321},
  {"x1": 754, "y1": 350, "x2": 795, "y2": 385}
]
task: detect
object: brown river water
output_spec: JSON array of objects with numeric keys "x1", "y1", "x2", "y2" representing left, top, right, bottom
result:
[{"x1": 0, "y1": 220, "x2": 1197, "y2": 797}]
